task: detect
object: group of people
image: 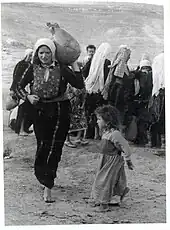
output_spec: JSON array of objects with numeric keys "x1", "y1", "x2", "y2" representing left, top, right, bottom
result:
[
  {"x1": 64, "y1": 43, "x2": 165, "y2": 150},
  {"x1": 7, "y1": 37, "x2": 165, "y2": 211}
]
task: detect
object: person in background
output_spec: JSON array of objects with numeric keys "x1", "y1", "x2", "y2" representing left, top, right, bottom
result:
[
  {"x1": 89, "y1": 105, "x2": 134, "y2": 212},
  {"x1": 81, "y1": 44, "x2": 96, "y2": 78},
  {"x1": 64, "y1": 84, "x2": 88, "y2": 148},
  {"x1": 149, "y1": 52, "x2": 165, "y2": 149},
  {"x1": 133, "y1": 56, "x2": 153, "y2": 146},
  {"x1": 9, "y1": 48, "x2": 33, "y2": 135},
  {"x1": 15, "y1": 38, "x2": 84, "y2": 202},
  {"x1": 84, "y1": 42, "x2": 111, "y2": 139},
  {"x1": 102, "y1": 45, "x2": 134, "y2": 133}
]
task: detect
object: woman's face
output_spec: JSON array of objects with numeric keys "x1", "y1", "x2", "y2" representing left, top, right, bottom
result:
[
  {"x1": 141, "y1": 66, "x2": 151, "y2": 74},
  {"x1": 38, "y1": 46, "x2": 52, "y2": 65}
]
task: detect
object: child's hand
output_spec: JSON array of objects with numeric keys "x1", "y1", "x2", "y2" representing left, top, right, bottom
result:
[{"x1": 126, "y1": 160, "x2": 134, "y2": 170}]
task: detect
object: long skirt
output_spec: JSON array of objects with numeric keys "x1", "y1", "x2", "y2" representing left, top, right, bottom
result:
[
  {"x1": 90, "y1": 154, "x2": 127, "y2": 204},
  {"x1": 31, "y1": 100, "x2": 71, "y2": 189}
]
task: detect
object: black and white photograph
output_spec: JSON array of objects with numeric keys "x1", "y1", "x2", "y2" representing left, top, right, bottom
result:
[{"x1": 1, "y1": 0, "x2": 168, "y2": 227}]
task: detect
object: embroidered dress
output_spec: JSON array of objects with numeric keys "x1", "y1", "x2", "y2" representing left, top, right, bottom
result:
[
  {"x1": 67, "y1": 84, "x2": 87, "y2": 132},
  {"x1": 90, "y1": 129, "x2": 131, "y2": 204},
  {"x1": 15, "y1": 38, "x2": 84, "y2": 189}
]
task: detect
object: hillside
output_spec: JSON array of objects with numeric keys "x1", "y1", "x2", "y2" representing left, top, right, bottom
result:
[{"x1": 1, "y1": 2, "x2": 163, "y2": 88}]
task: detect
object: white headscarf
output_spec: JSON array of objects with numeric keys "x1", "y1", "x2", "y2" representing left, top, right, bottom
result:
[
  {"x1": 32, "y1": 38, "x2": 56, "y2": 64},
  {"x1": 101, "y1": 45, "x2": 131, "y2": 99},
  {"x1": 23, "y1": 48, "x2": 33, "y2": 61},
  {"x1": 85, "y1": 42, "x2": 111, "y2": 94},
  {"x1": 139, "y1": 54, "x2": 152, "y2": 69},
  {"x1": 152, "y1": 52, "x2": 164, "y2": 96},
  {"x1": 32, "y1": 38, "x2": 56, "y2": 81},
  {"x1": 139, "y1": 60, "x2": 152, "y2": 69}
]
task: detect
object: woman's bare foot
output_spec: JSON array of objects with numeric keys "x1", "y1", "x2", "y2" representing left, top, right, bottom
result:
[
  {"x1": 95, "y1": 204, "x2": 110, "y2": 212},
  {"x1": 43, "y1": 187, "x2": 55, "y2": 203}
]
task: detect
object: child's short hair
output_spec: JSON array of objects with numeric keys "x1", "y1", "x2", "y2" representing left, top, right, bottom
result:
[{"x1": 95, "y1": 105, "x2": 121, "y2": 130}]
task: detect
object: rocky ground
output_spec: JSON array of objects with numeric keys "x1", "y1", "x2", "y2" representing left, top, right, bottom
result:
[{"x1": 3, "y1": 123, "x2": 166, "y2": 225}]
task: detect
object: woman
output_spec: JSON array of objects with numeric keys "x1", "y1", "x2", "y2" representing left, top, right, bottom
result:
[
  {"x1": 102, "y1": 45, "x2": 134, "y2": 129},
  {"x1": 84, "y1": 42, "x2": 111, "y2": 139},
  {"x1": 149, "y1": 52, "x2": 165, "y2": 148},
  {"x1": 9, "y1": 48, "x2": 33, "y2": 135},
  {"x1": 16, "y1": 38, "x2": 84, "y2": 202},
  {"x1": 132, "y1": 56, "x2": 153, "y2": 146}
]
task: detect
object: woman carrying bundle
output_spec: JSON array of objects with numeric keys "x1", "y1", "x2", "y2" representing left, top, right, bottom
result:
[{"x1": 15, "y1": 38, "x2": 84, "y2": 202}]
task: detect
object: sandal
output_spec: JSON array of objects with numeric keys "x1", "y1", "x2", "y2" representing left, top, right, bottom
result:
[{"x1": 65, "y1": 141, "x2": 77, "y2": 148}]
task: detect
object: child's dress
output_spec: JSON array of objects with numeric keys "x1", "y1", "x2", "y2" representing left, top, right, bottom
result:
[{"x1": 90, "y1": 128, "x2": 132, "y2": 205}]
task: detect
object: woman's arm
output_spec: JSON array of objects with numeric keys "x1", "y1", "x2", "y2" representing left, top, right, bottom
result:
[
  {"x1": 15, "y1": 65, "x2": 34, "y2": 100},
  {"x1": 61, "y1": 62, "x2": 85, "y2": 89}
]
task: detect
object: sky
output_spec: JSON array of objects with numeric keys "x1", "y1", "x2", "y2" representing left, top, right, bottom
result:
[{"x1": 0, "y1": 0, "x2": 165, "y2": 5}]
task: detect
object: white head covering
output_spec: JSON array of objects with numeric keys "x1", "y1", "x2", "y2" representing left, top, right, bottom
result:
[
  {"x1": 152, "y1": 52, "x2": 164, "y2": 96},
  {"x1": 101, "y1": 45, "x2": 131, "y2": 99},
  {"x1": 109, "y1": 45, "x2": 131, "y2": 78},
  {"x1": 23, "y1": 48, "x2": 33, "y2": 62},
  {"x1": 32, "y1": 38, "x2": 56, "y2": 64},
  {"x1": 85, "y1": 42, "x2": 111, "y2": 94},
  {"x1": 139, "y1": 60, "x2": 152, "y2": 69},
  {"x1": 24, "y1": 48, "x2": 33, "y2": 58}
]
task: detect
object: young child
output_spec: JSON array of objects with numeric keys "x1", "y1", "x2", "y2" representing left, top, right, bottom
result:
[{"x1": 89, "y1": 105, "x2": 134, "y2": 212}]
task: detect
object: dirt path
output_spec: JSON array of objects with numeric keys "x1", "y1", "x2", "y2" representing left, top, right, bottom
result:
[{"x1": 3, "y1": 125, "x2": 166, "y2": 225}]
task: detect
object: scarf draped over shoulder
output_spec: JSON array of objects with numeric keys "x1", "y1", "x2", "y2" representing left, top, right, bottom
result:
[
  {"x1": 102, "y1": 45, "x2": 131, "y2": 100},
  {"x1": 85, "y1": 42, "x2": 111, "y2": 94},
  {"x1": 152, "y1": 52, "x2": 164, "y2": 96}
]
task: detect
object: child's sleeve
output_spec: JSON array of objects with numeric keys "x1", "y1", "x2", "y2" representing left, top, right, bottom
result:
[{"x1": 111, "y1": 130, "x2": 132, "y2": 161}]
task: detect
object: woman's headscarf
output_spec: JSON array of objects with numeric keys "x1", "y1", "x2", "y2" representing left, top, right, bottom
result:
[
  {"x1": 32, "y1": 38, "x2": 56, "y2": 82},
  {"x1": 152, "y1": 52, "x2": 164, "y2": 96},
  {"x1": 32, "y1": 38, "x2": 56, "y2": 64},
  {"x1": 101, "y1": 45, "x2": 131, "y2": 99},
  {"x1": 23, "y1": 48, "x2": 33, "y2": 62},
  {"x1": 111, "y1": 45, "x2": 131, "y2": 78},
  {"x1": 85, "y1": 42, "x2": 111, "y2": 94},
  {"x1": 139, "y1": 53, "x2": 152, "y2": 69},
  {"x1": 134, "y1": 54, "x2": 152, "y2": 95}
]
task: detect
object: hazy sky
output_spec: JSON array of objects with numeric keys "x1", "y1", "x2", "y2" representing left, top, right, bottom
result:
[{"x1": 0, "y1": 0, "x2": 165, "y2": 5}]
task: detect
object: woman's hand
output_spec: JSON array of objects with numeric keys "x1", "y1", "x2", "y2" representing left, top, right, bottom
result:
[
  {"x1": 27, "y1": 95, "x2": 40, "y2": 105},
  {"x1": 70, "y1": 60, "x2": 80, "y2": 72}
]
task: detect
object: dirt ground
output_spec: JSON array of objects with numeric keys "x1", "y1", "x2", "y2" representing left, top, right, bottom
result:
[{"x1": 3, "y1": 122, "x2": 166, "y2": 225}]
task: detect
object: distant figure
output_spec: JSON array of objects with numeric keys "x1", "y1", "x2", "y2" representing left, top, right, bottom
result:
[
  {"x1": 81, "y1": 44, "x2": 96, "y2": 77},
  {"x1": 133, "y1": 55, "x2": 153, "y2": 146},
  {"x1": 89, "y1": 105, "x2": 134, "y2": 212},
  {"x1": 102, "y1": 45, "x2": 134, "y2": 129},
  {"x1": 84, "y1": 42, "x2": 111, "y2": 139},
  {"x1": 149, "y1": 52, "x2": 165, "y2": 149},
  {"x1": 9, "y1": 48, "x2": 33, "y2": 135}
]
